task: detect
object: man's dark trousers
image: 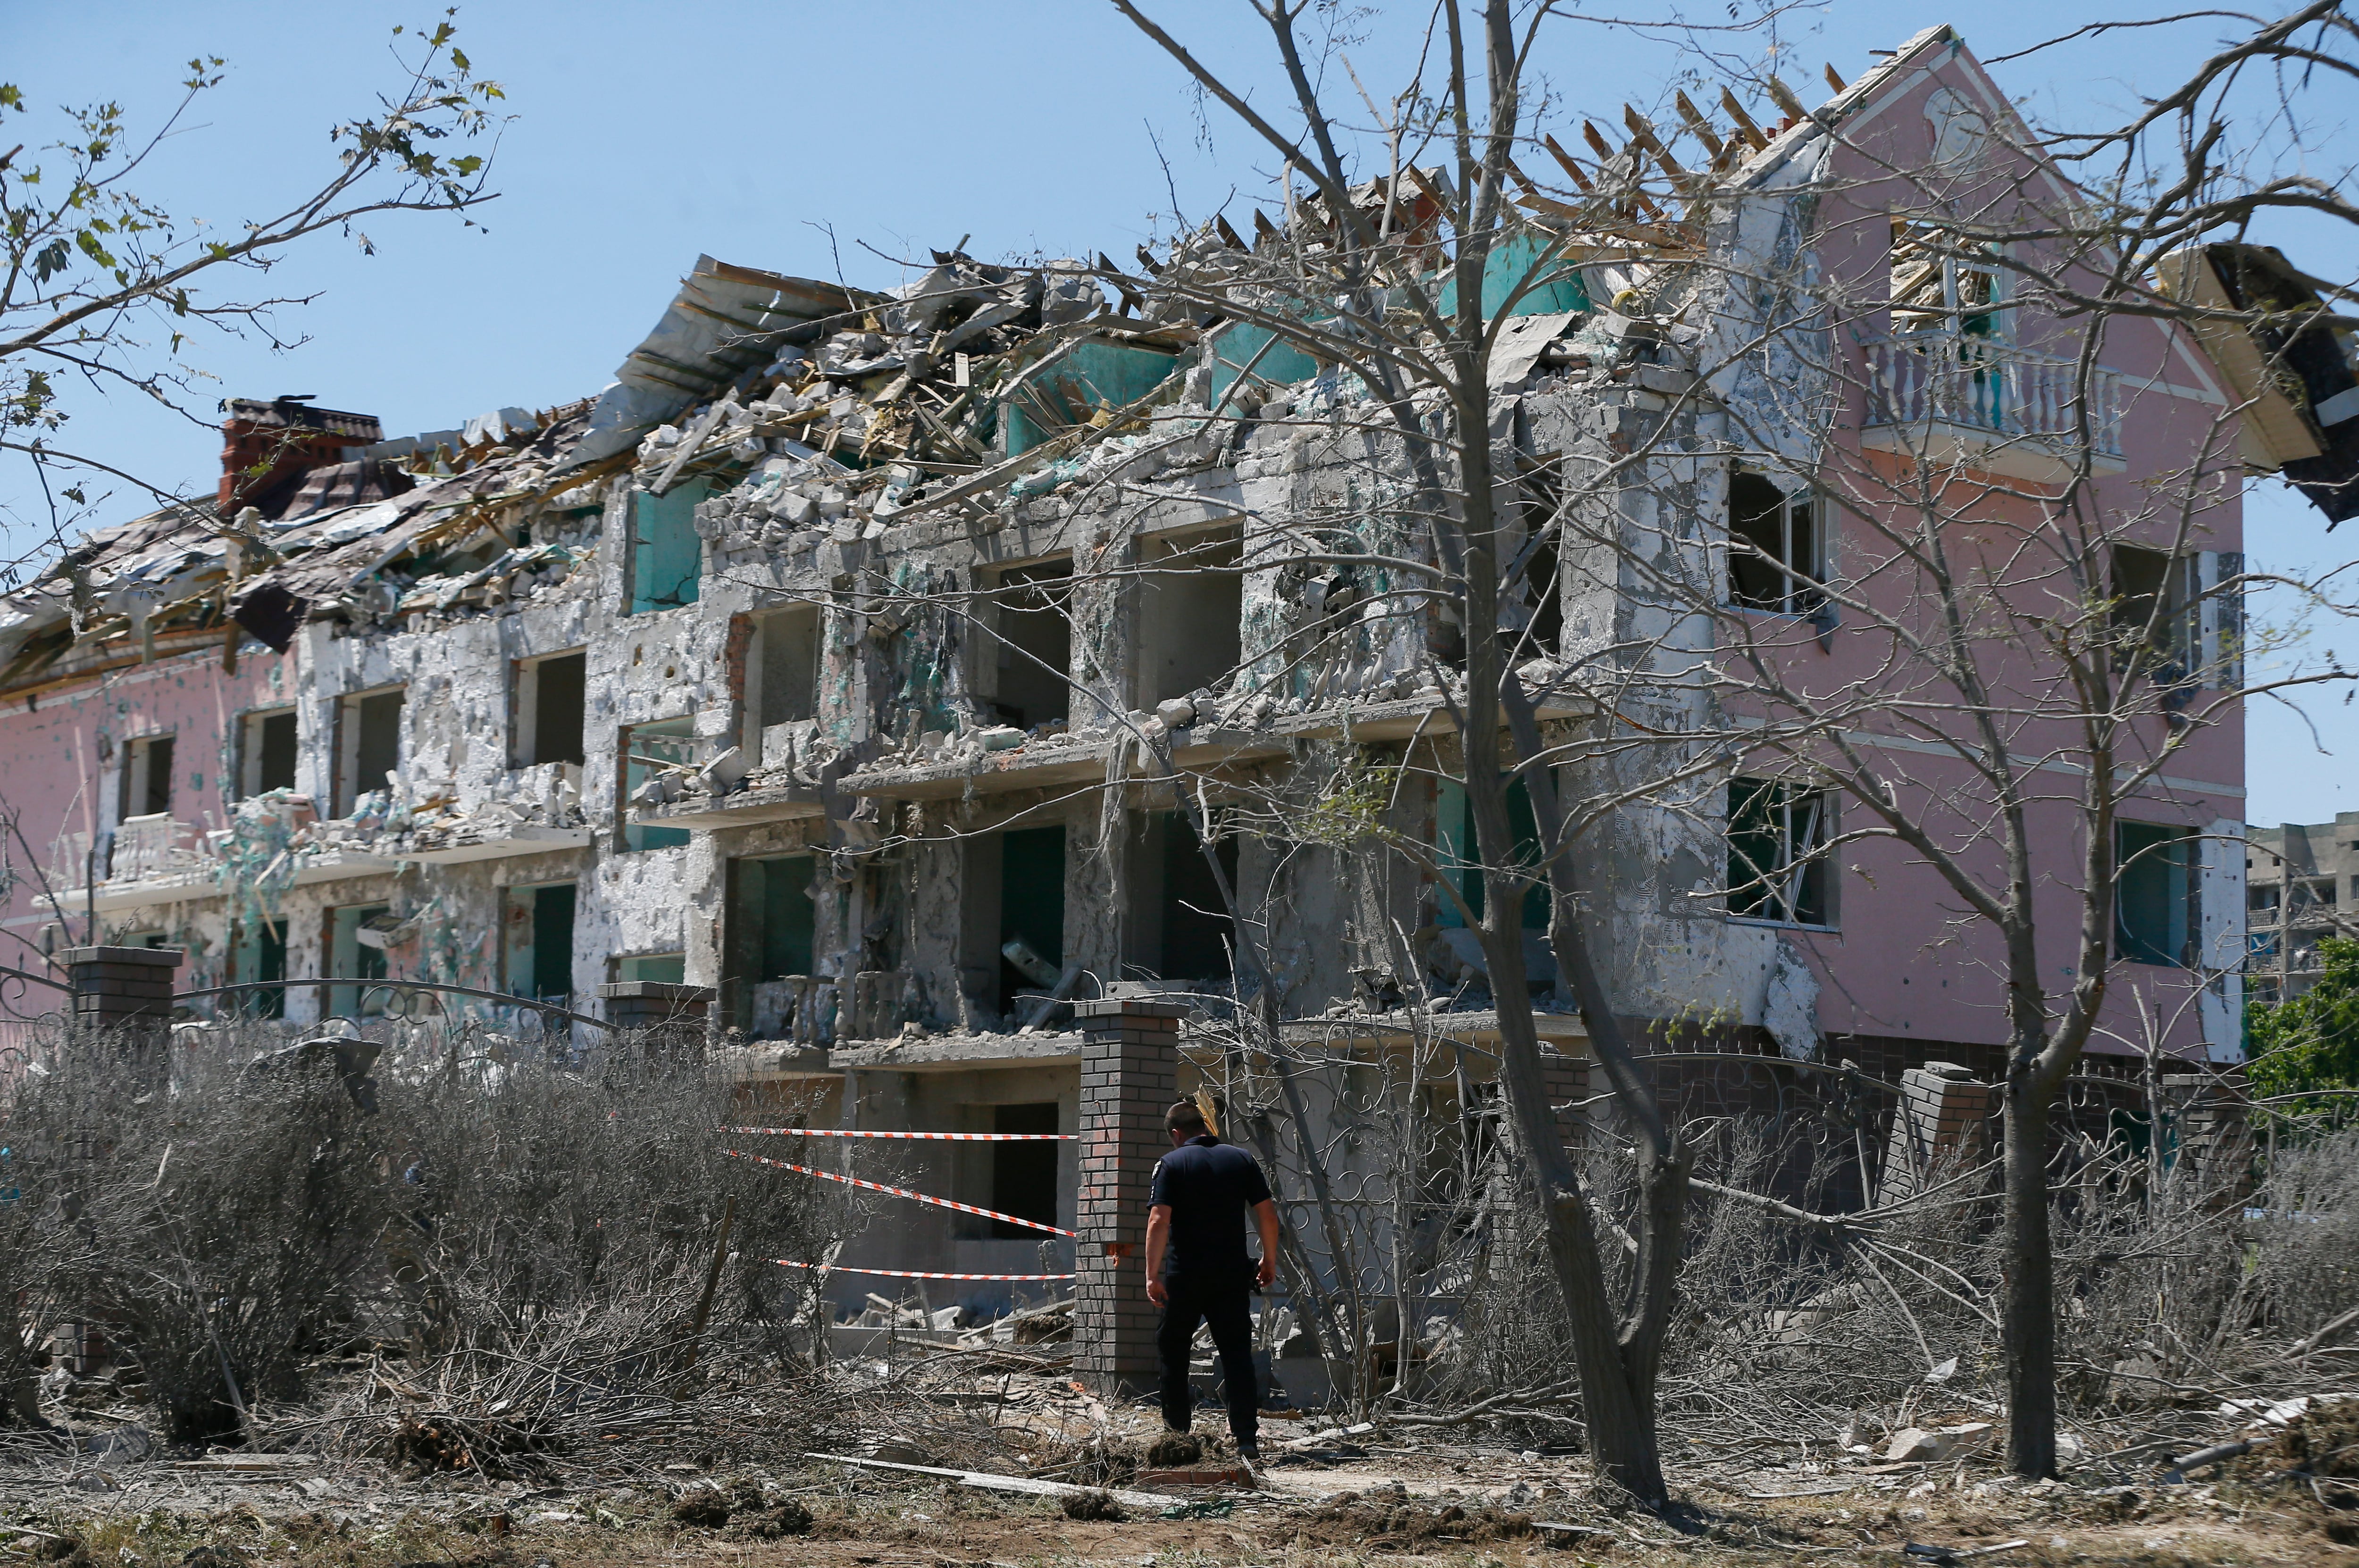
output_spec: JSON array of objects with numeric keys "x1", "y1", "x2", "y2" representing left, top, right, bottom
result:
[{"x1": 1156, "y1": 1271, "x2": 1258, "y2": 1446}]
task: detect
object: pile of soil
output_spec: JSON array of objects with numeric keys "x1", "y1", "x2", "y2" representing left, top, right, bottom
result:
[{"x1": 1275, "y1": 1493, "x2": 1538, "y2": 1550}]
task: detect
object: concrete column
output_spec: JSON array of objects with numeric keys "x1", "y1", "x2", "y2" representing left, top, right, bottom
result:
[
  {"x1": 596, "y1": 981, "x2": 715, "y2": 1053},
  {"x1": 1879, "y1": 1060, "x2": 1996, "y2": 1203},
  {"x1": 62, "y1": 946, "x2": 182, "y2": 1049},
  {"x1": 1071, "y1": 997, "x2": 1184, "y2": 1397}
]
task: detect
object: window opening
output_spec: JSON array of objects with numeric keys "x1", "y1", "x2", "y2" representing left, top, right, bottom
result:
[
  {"x1": 744, "y1": 604, "x2": 820, "y2": 761},
  {"x1": 2116, "y1": 820, "x2": 2196, "y2": 967},
  {"x1": 725, "y1": 853, "x2": 818, "y2": 1034},
  {"x1": 983, "y1": 560, "x2": 1071, "y2": 730},
  {"x1": 1727, "y1": 777, "x2": 1832, "y2": 926},
  {"x1": 996, "y1": 825, "x2": 1066, "y2": 1013},
  {"x1": 2110, "y1": 545, "x2": 2197, "y2": 683},
  {"x1": 1727, "y1": 473, "x2": 1822, "y2": 615},
  {"x1": 119, "y1": 734, "x2": 175, "y2": 821},
  {"x1": 988, "y1": 1102, "x2": 1062, "y2": 1237},
  {"x1": 517, "y1": 651, "x2": 587, "y2": 767},
  {"x1": 240, "y1": 710, "x2": 297, "y2": 797},
  {"x1": 503, "y1": 882, "x2": 577, "y2": 1005},
  {"x1": 622, "y1": 717, "x2": 695, "y2": 851},
  {"x1": 1434, "y1": 778, "x2": 1551, "y2": 930},
  {"x1": 1127, "y1": 811, "x2": 1239, "y2": 980},
  {"x1": 629, "y1": 480, "x2": 709, "y2": 613},
  {"x1": 1891, "y1": 220, "x2": 2004, "y2": 338},
  {"x1": 338, "y1": 689, "x2": 404, "y2": 815},
  {"x1": 234, "y1": 918, "x2": 286, "y2": 1019},
  {"x1": 613, "y1": 952, "x2": 686, "y2": 984},
  {"x1": 1138, "y1": 530, "x2": 1243, "y2": 706},
  {"x1": 328, "y1": 902, "x2": 391, "y2": 1018}
]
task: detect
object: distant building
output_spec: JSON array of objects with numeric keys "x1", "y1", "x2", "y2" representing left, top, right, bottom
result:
[{"x1": 2246, "y1": 813, "x2": 2359, "y2": 1001}]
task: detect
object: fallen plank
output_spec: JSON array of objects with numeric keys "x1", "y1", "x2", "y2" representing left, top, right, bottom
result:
[
  {"x1": 1136, "y1": 1465, "x2": 1253, "y2": 1491},
  {"x1": 172, "y1": 1454, "x2": 318, "y2": 1473},
  {"x1": 807, "y1": 1451, "x2": 1166, "y2": 1512}
]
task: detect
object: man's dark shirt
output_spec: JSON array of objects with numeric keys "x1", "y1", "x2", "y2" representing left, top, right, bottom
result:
[{"x1": 1149, "y1": 1135, "x2": 1272, "y2": 1283}]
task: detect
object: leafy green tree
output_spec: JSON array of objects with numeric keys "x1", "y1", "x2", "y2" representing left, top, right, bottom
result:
[
  {"x1": 2250, "y1": 937, "x2": 2359, "y2": 1126},
  {"x1": 0, "y1": 12, "x2": 503, "y2": 581}
]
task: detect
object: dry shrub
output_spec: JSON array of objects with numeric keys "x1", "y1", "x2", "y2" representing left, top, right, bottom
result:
[
  {"x1": 377, "y1": 1036, "x2": 845, "y2": 1379},
  {"x1": 0, "y1": 1017, "x2": 848, "y2": 1451},
  {"x1": 4, "y1": 1025, "x2": 383, "y2": 1439}
]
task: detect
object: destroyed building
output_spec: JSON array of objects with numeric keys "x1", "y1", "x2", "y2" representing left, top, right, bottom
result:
[
  {"x1": 0, "y1": 27, "x2": 2254, "y2": 1320},
  {"x1": 2246, "y1": 813, "x2": 2359, "y2": 1003}
]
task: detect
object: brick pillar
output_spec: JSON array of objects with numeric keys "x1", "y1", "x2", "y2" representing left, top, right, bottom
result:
[
  {"x1": 1879, "y1": 1061, "x2": 1996, "y2": 1203},
  {"x1": 1071, "y1": 998, "x2": 1184, "y2": 1398},
  {"x1": 1538, "y1": 1046, "x2": 1590, "y2": 1145},
  {"x1": 596, "y1": 982, "x2": 714, "y2": 1052},
  {"x1": 62, "y1": 946, "x2": 182, "y2": 1049}
]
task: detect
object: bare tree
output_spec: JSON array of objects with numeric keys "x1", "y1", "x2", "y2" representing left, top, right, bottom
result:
[
  {"x1": 1554, "y1": 4, "x2": 2359, "y2": 1478},
  {"x1": 0, "y1": 15, "x2": 504, "y2": 576}
]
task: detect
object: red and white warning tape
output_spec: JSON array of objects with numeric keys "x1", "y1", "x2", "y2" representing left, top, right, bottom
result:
[
  {"x1": 722, "y1": 1148, "x2": 1077, "y2": 1238},
  {"x1": 773, "y1": 1259, "x2": 1074, "y2": 1282},
  {"x1": 726, "y1": 1126, "x2": 1075, "y2": 1142}
]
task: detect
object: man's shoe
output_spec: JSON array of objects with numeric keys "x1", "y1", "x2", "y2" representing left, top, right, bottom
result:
[{"x1": 1236, "y1": 1440, "x2": 1261, "y2": 1463}]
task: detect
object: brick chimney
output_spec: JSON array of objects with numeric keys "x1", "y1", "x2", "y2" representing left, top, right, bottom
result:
[{"x1": 218, "y1": 397, "x2": 384, "y2": 517}]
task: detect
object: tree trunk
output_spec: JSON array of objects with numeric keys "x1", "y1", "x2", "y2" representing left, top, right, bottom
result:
[{"x1": 2001, "y1": 1065, "x2": 2058, "y2": 1478}]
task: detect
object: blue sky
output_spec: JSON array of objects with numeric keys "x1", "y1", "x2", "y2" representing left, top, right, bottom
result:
[{"x1": 5, "y1": 2, "x2": 2351, "y2": 826}]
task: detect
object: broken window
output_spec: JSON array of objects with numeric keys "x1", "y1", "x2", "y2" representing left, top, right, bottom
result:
[
  {"x1": 621, "y1": 717, "x2": 694, "y2": 851},
  {"x1": 724, "y1": 853, "x2": 817, "y2": 1034},
  {"x1": 1137, "y1": 528, "x2": 1244, "y2": 707},
  {"x1": 988, "y1": 1102, "x2": 1062, "y2": 1238},
  {"x1": 1126, "y1": 811, "x2": 1238, "y2": 981},
  {"x1": 515, "y1": 650, "x2": 587, "y2": 767},
  {"x1": 1207, "y1": 323, "x2": 1323, "y2": 407},
  {"x1": 503, "y1": 881, "x2": 577, "y2": 1004},
  {"x1": 336, "y1": 688, "x2": 404, "y2": 816},
  {"x1": 1727, "y1": 472, "x2": 1823, "y2": 616},
  {"x1": 1727, "y1": 777, "x2": 1832, "y2": 927},
  {"x1": 2116, "y1": 820, "x2": 2196, "y2": 967},
  {"x1": 232, "y1": 918, "x2": 286, "y2": 1019},
  {"x1": 1434, "y1": 778, "x2": 1552, "y2": 930},
  {"x1": 118, "y1": 734, "x2": 175, "y2": 822},
  {"x1": 328, "y1": 902, "x2": 391, "y2": 1018},
  {"x1": 980, "y1": 560, "x2": 1071, "y2": 731},
  {"x1": 742, "y1": 604, "x2": 820, "y2": 761},
  {"x1": 1890, "y1": 220, "x2": 2005, "y2": 338},
  {"x1": 976, "y1": 824, "x2": 1067, "y2": 1016},
  {"x1": 629, "y1": 480, "x2": 708, "y2": 614},
  {"x1": 1506, "y1": 488, "x2": 1564, "y2": 658},
  {"x1": 2110, "y1": 545, "x2": 2197, "y2": 683},
  {"x1": 238, "y1": 709, "x2": 298, "y2": 798},
  {"x1": 1002, "y1": 341, "x2": 1179, "y2": 454}
]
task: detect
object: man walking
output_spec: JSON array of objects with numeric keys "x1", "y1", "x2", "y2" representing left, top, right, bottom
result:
[{"x1": 1144, "y1": 1098, "x2": 1280, "y2": 1460}]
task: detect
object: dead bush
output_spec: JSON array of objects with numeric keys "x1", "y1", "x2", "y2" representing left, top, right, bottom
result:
[
  {"x1": 2, "y1": 1023, "x2": 383, "y2": 1440},
  {"x1": 0, "y1": 1016, "x2": 848, "y2": 1453}
]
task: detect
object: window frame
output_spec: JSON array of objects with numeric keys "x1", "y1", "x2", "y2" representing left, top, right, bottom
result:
[
  {"x1": 236, "y1": 707, "x2": 300, "y2": 800},
  {"x1": 1725, "y1": 471, "x2": 1825, "y2": 618},
  {"x1": 2115, "y1": 819, "x2": 2198, "y2": 968},
  {"x1": 1890, "y1": 218, "x2": 2011, "y2": 341},
  {"x1": 1726, "y1": 776, "x2": 1835, "y2": 929},
  {"x1": 619, "y1": 716, "x2": 696, "y2": 851},
  {"x1": 511, "y1": 647, "x2": 589, "y2": 769},
  {"x1": 334, "y1": 685, "x2": 406, "y2": 817}
]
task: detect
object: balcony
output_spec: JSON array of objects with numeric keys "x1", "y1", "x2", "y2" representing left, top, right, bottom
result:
[
  {"x1": 1861, "y1": 335, "x2": 2123, "y2": 485},
  {"x1": 42, "y1": 800, "x2": 398, "y2": 917},
  {"x1": 386, "y1": 764, "x2": 594, "y2": 865},
  {"x1": 843, "y1": 726, "x2": 1291, "y2": 803}
]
